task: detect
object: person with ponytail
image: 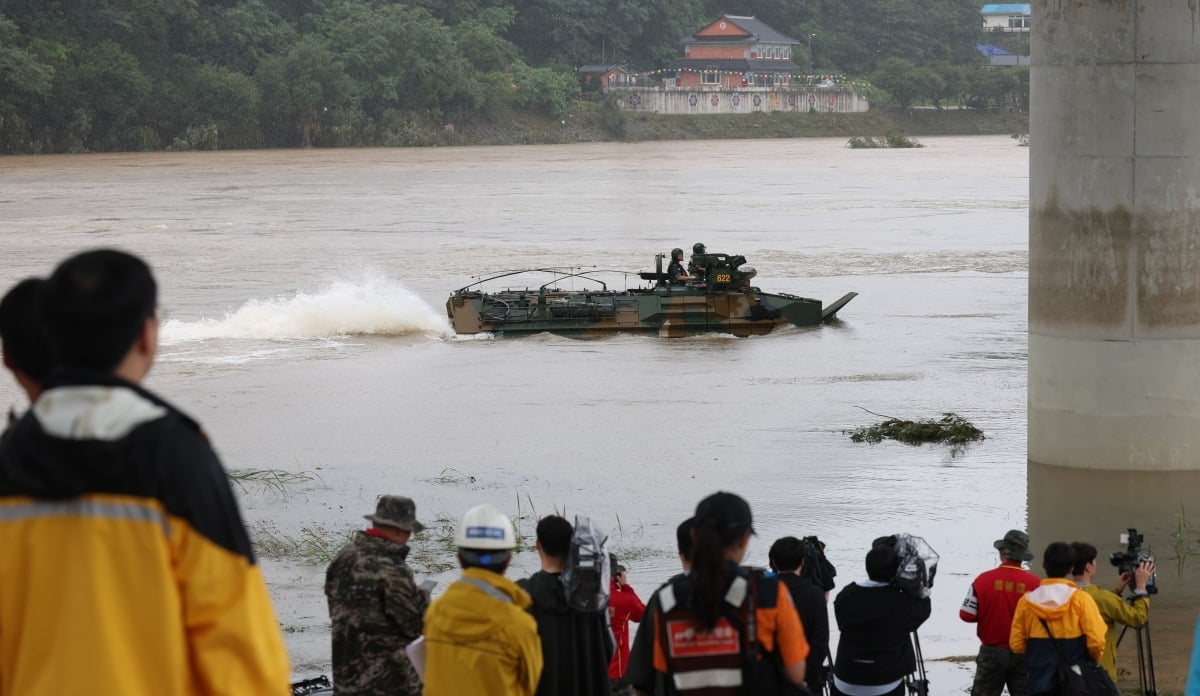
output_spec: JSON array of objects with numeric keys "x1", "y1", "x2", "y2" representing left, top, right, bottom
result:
[{"x1": 626, "y1": 492, "x2": 809, "y2": 696}]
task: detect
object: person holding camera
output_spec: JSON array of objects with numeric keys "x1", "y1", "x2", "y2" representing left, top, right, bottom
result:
[
  {"x1": 830, "y1": 542, "x2": 932, "y2": 696},
  {"x1": 1069, "y1": 542, "x2": 1154, "y2": 681}
]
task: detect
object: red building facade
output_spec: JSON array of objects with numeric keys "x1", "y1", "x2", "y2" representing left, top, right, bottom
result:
[{"x1": 673, "y1": 15, "x2": 800, "y2": 88}]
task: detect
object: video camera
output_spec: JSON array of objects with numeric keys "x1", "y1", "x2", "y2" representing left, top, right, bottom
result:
[
  {"x1": 1109, "y1": 527, "x2": 1158, "y2": 595},
  {"x1": 873, "y1": 533, "x2": 939, "y2": 598}
]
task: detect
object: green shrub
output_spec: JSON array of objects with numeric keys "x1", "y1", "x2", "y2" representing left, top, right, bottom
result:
[
  {"x1": 512, "y1": 66, "x2": 580, "y2": 118},
  {"x1": 847, "y1": 132, "x2": 922, "y2": 148},
  {"x1": 600, "y1": 92, "x2": 627, "y2": 138}
]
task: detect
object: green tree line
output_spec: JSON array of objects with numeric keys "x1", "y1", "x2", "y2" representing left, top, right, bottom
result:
[
  {"x1": 870, "y1": 59, "x2": 1029, "y2": 111},
  {"x1": 0, "y1": 0, "x2": 1018, "y2": 153}
]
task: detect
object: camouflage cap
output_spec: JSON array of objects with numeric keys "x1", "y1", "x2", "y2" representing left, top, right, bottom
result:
[
  {"x1": 994, "y1": 529, "x2": 1033, "y2": 561},
  {"x1": 365, "y1": 495, "x2": 426, "y2": 533}
]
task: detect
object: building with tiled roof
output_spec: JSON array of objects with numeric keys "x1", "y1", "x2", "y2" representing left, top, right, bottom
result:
[{"x1": 674, "y1": 15, "x2": 800, "y2": 89}]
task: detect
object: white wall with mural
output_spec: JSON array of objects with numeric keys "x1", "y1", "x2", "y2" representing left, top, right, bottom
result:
[{"x1": 611, "y1": 87, "x2": 869, "y2": 115}]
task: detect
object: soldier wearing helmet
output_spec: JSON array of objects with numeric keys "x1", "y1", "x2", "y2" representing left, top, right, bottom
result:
[
  {"x1": 423, "y1": 504, "x2": 544, "y2": 696},
  {"x1": 687, "y1": 243, "x2": 709, "y2": 279},
  {"x1": 667, "y1": 248, "x2": 694, "y2": 285}
]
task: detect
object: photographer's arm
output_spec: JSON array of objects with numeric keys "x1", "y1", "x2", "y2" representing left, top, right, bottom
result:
[
  {"x1": 906, "y1": 593, "x2": 932, "y2": 631},
  {"x1": 1105, "y1": 561, "x2": 1153, "y2": 629}
]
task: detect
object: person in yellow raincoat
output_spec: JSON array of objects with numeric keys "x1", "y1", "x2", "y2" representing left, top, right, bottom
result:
[
  {"x1": 423, "y1": 503, "x2": 543, "y2": 696},
  {"x1": 1010, "y1": 542, "x2": 1107, "y2": 696}
]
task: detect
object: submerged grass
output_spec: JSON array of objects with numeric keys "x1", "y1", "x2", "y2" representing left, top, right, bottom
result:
[
  {"x1": 406, "y1": 497, "x2": 542, "y2": 574},
  {"x1": 251, "y1": 522, "x2": 351, "y2": 565},
  {"x1": 408, "y1": 514, "x2": 460, "y2": 574},
  {"x1": 1170, "y1": 504, "x2": 1200, "y2": 577},
  {"x1": 424, "y1": 468, "x2": 477, "y2": 485},
  {"x1": 227, "y1": 468, "x2": 316, "y2": 496},
  {"x1": 847, "y1": 410, "x2": 985, "y2": 446}
]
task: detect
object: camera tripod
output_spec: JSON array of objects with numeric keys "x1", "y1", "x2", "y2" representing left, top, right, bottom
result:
[
  {"x1": 1116, "y1": 620, "x2": 1156, "y2": 696},
  {"x1": 904, "y1": 632, "x2": 930, "y2": 696}
]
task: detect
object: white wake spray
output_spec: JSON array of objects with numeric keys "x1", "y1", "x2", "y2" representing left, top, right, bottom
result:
[{"x1": 160, "y1": 276, "x2": 451, "y2": 343}]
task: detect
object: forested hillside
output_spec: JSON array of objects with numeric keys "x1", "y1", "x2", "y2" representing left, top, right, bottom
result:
[{"x1": 0, "y1": 0, "x2": 1005, "y2": 153}]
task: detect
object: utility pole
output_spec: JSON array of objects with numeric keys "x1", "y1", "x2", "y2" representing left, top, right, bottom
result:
[{"x1": 808, "y1": 34, "x2": 816, "y2": 80}]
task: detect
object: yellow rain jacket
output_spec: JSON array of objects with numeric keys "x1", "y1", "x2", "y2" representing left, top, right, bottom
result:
[
  {"x1": 1080, "y1": 583, "x2": 1149, "y2": 680},
  {"x1": 0, "y1": 376, "x2": 290, "y2": 695},
  {"x1": 423, "y1": 567, "x2": 543, "y2": 696},
  {"x1": 1010, "y1": 578, "x2": 1107, "y2": 696}
]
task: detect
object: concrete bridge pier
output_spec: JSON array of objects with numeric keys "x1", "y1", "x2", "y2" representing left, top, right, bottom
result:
[{"x1": 1028, "y1": 1, "x2": 1200, "y2": 687}]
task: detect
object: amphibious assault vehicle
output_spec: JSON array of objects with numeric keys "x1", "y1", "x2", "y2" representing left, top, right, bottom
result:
[{"x1": 446, "y1": 252, "x2": 856, "y2": 338}]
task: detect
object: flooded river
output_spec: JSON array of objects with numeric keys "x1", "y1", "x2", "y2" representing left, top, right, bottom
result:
[{"x1": 4, "y1": 137, "x2": 1180, "y2": 691}]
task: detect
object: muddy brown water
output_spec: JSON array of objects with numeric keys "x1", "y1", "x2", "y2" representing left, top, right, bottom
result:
[{"x1": 2, "y1": 138, "x2": 1193, "y2": 691}]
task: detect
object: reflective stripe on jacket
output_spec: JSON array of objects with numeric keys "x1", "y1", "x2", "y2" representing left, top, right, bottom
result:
[{"x1": 644, "y1": 565, "x2": 808, "y2": 694}]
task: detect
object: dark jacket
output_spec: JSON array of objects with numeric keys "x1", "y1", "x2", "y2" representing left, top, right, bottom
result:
[
  {"x1": 833, "y1": 582, "x2": 931, "y2": 686},
  {"x1": 667, "y1": 260, "x2": 688, "y2": 284},
  {"x1": 518, "y1": 570, "x2": 614, "y2": 696},
  {"x1": 779, "y1": 573, "x2": 830, "y2": 686}
]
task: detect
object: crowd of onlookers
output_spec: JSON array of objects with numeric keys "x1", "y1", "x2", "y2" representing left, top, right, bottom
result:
[
  {"x1": 0, "y1": 250, "x2": 1171, "y2": 696},
  {"x1": 324, "y1": 495, "x2": 1155, "y2": 696}
]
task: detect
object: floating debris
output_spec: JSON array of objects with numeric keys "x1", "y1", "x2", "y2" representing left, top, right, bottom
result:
[{"x1": 847, "y1": 411, "x2": 985, "y2": 445}]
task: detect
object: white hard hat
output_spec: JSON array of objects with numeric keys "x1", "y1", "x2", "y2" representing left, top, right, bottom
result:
[{"x1": 454, "y1": 503, "x2": 517, "y2": 550}]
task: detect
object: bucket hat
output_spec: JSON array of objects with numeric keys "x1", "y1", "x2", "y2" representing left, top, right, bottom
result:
[
  {"x1": 994, "y1": 529, "x2": 1033, "y2": 561},
  {"x1": 364, "y1": 495, "x2": 426, "y2": 533}
]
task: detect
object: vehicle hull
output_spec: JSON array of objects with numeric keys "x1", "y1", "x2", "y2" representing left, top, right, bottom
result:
[{"x1": 446, "y1": 285, "x2": 856, "y2": 337}]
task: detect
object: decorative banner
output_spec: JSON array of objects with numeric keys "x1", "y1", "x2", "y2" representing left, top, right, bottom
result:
[{"x1": 630, "y1": 67, "x2": 870, "y2": 91}]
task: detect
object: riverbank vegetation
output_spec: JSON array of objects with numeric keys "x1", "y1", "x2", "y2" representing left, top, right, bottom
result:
[
  {"x1": 847, "y1": 134, "x2": 923, "y2": 149},
  {"x1": 1, "y1": 0, "x2": 1025, "y2": 154}
]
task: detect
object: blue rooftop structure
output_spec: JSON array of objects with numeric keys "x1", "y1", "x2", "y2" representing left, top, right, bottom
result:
[
  {"x1": 976, "y1": 44, "x2": 1013, "y2": 57},
  {"x1": 981, "y1": 4, "x2": 1031, "y2": 14}
]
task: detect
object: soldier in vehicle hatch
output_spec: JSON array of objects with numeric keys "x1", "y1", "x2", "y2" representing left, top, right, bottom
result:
[
  {"x1": 667, "y1": 248, "x2": 695, "y2": 285},
  {"x1": 687, "y1": 242, "x2": 709, "y2": 278}
]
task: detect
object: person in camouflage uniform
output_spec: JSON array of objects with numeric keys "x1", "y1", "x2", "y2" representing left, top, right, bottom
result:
[{"x1": 325, "y1": 495, "x2": 430, "y2": 696}]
